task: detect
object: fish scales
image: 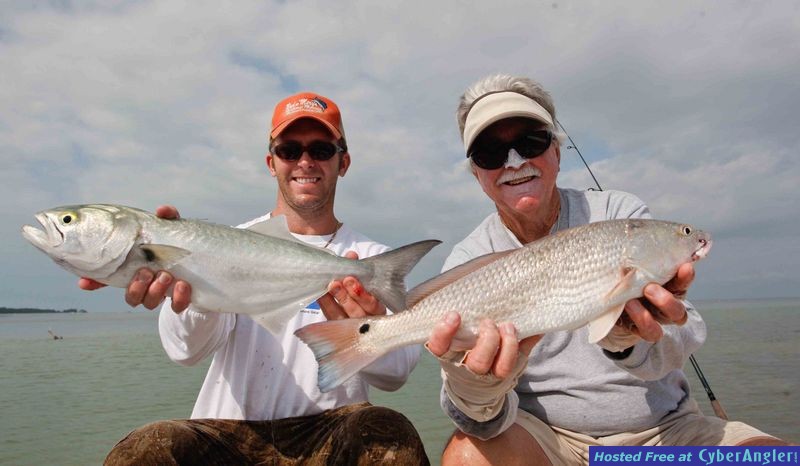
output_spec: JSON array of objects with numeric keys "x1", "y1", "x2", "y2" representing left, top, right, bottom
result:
[
  {"x1": 393, "y1": 222, "x2": 621, "y2": 343},
  {"x1": 294, "y1": 219, "x2": 712, "y2": 392},
  {"x1": 132, "y1": 212, "x2": 367, "y2": 309},
  {"x1": 22, "y1": 204, "x2": 440, "y2": 334}
]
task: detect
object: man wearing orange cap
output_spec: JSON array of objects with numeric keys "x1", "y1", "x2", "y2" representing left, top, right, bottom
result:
[{"x1": 90, "y1": 92, "x2": 428, "y2": 465}]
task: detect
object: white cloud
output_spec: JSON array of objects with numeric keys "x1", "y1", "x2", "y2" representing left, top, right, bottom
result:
[{"x1": 2, "y1": 0, "x2": 799, "y2": 310}]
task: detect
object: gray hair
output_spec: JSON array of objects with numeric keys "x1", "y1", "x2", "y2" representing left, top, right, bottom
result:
[{"x1": 456, "y1": 74, "x2": 564, "y2": 144}]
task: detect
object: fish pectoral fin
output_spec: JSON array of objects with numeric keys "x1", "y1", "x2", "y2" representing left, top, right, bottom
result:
[
  {"x1": 250, "y1": 293, "x2": 324, "y2": 334},
  {"x1": 589, "y1": 265, "x2": 639, "y2": 343},
  {"x1": 603, "y1": 266, "x2": 637, "y2": 303},
  {"x1": 140, "y1": 244, "x2": 191, "y2": 268},
  {"x1": 587, "y1": 304, "x2": 625, "y2": 343}
]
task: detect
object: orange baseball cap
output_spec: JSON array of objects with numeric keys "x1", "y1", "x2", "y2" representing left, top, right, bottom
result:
[{"x1": 270, "y1": 92, "x2": 345, "y2": 140}]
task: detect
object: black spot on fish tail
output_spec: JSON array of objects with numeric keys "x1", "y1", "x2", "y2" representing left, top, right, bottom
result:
[
  {"x1": 142, "y1": 247, "x2": 156, "y2": 262},
  {"x1": 359, "y1": 324, "x2": 370, "y2": 334}
]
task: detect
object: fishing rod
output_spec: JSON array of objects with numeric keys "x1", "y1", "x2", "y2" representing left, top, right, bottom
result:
[
  {"x1": 690, "y1": 353, "x2": 729, "y2": 420},
  {"x1": 556, "y1": 119, "x2": 729, "y2": 420}
]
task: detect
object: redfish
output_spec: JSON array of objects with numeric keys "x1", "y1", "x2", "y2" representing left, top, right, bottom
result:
[{"x1": 296, "y1": 219, "x2": 711, "y2": 392}]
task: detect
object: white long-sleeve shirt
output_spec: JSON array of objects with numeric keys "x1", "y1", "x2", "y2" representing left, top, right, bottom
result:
[{"x1": 158, "y1": 214, "x2": 421, "y2": 420}]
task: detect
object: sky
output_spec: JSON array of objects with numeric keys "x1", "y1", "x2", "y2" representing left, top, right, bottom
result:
[{"x1": 2, "y1": 0, "x2": 799, "y2": 312}]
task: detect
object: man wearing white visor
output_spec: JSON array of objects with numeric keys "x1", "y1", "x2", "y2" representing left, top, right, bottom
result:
[{"x1": 425, "y1": 74, "x2": 791, "y2": 465}]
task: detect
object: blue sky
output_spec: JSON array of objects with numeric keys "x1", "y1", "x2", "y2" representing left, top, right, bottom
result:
[{"x1": 2, "y1": 0, "x2": 799, "y2": 312}]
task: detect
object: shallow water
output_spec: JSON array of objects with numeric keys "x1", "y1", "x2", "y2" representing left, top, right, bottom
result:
[{"x1": 0, "y1": 300, "x2": 797, "y2": 465}]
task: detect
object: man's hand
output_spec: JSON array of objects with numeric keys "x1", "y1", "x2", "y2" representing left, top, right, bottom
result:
[
  {"x1": 318, "y1": 251, "x2": 387, "y2": 320},
  {"x1": 426, "y1": 312, "x2": 542, "y2": 379},
  {"x1": 617, "y1": 262, "x2": 695, "y2": 342},
  {"x1": 77, "y1": 205, "x2": 193, "y2": 313}
]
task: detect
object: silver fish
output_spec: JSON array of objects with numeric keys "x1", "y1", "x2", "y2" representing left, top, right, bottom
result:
[
  {"x1": 295, "y1": 219, "x2": 712, "y2": 392},
  {"x1": 22, "y1": 204, "x2": 440, "y2": 333}
]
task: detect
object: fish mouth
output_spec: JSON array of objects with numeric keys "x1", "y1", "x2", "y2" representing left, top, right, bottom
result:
[
  {"x1": 691, "y1": 237, "x2": 712, "y2": 261},
  {"x1": 21, "y1": 213, "x2": 64, "y2": 251},
  {"x1": 497, "y1": 165, "x2": 541, "y2": 186}
]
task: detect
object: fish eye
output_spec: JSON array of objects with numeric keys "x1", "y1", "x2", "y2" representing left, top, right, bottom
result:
[
  {"x1": 682, "y1": 226, "x2": 692, "y2": 235},
  {"x1": 61, "y1": 214, "x2": 75, "y2": 225}
]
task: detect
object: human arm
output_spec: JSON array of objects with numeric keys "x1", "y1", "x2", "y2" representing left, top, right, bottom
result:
[
  {"x1": 423, "y1": 223, "x2": 543, "y2": 438},
  {"x1": 598, "y1": 191, "x2": 707, "y2": 376},
  {"x1": 604, "y1": 303, "x2": 705, "y2": 380},
  {"x1": 158, "y1": 299, "x2": 235, "y2": 366},
  {"x1": 598, "y1": 263, "x2": 706, "y2": 379},
  {"x1": 427, "y1": 312, "x2": 542, "y2": 440}
]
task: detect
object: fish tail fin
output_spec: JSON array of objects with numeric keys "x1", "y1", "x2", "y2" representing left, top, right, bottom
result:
[
  {"x1": 361, "y1": 239, "x2": 441, "y2": 312},
  {"x1": 295, "y1": 318, "x2": 387, "y2": 392}
]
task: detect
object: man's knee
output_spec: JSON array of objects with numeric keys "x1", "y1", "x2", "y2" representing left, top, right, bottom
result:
[
  {"x1": 442, "y1": 426, "x2": 551, "y2": 466},
  {"x1": 442, "y1": 430, "x2": 498, "y2": 466}
]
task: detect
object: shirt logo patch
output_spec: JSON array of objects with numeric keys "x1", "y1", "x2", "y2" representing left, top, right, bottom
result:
[{"x1": 306, "y1": 300, "x2": 321, "y2": 310}]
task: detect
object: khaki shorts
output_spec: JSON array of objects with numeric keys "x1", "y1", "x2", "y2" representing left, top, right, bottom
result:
[{"x1": 515, "y1": 400, "x2": 774, "y2": 466}]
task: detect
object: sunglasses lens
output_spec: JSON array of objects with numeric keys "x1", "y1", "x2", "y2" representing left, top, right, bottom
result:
[
  {"x1": 307, "y1": 141, "x2": 338, "y2": 160},
  {"x1": 515, "y1": 131, "x2": 552, "y2": 158},
  {"x1": 469, "y1": 150, "x2": 505, "y2": 170},
  {"x1": 274, "y1": 142, "x2": 303, "y2": 160},
  {"x1": 273, "y1": 141, "x2": 340, "y2": 161},
  {"x1": 469, "y1": 130, "x2": 553, "y2": 169},
  {"x1": 469, "y1": 140, "x2": 507, "y2": 170}
]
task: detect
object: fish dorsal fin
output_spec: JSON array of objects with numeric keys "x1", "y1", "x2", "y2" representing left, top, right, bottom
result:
[
  {"x1": 245, "y1": 215, "x2": 337, "y2": 255},
  {"x1": 587, "y1": 304, "x2": 625, "y2": 343},
  {"x1": 139, "y1": 244, "x2": 191, "y2": 269},
  {"x1": 406, "y1": 250, "x2": 515, "y2": 308},
  {"x1": 245, "y1": 215, "x2": 302, "y2": 243}
]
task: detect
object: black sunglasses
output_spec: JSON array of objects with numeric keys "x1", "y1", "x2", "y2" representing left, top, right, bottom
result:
[
  {"x1": 272, "y1": 140, "x2": 345, "y2": 161},
  {"x1": 468, "y1": 129, "x2": 554, "y2": 170}
]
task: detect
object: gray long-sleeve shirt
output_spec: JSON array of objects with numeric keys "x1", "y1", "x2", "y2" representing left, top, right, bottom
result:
[{"x1": 441, "y1": 188, "x2": 706, "y2": 438}]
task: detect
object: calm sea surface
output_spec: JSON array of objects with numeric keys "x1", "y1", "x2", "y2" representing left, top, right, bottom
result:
[{"x1": 1, "y1": 299, "x2": 798, "y2": 465}]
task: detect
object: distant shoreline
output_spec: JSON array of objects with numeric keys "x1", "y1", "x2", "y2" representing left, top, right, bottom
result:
[{"x1": 0, "y1": 307, "x2": 87, "y2": 314}]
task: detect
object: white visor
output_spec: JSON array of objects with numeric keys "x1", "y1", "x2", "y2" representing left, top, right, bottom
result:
[{"x1": 463, "y1": 91, "x2": 554, "y2": 153}]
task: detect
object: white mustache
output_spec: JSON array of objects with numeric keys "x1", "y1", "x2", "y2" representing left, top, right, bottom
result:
[{"x1": 496, "y1": 164, "x2": 542, "y2": 185}]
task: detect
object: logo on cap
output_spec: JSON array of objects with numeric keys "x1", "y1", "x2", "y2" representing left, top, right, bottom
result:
[
  {"x1": 271, "y1": 92, "x2": 344, "y2": 140},
  {"x1": 285, "y1": 97, "x2": 328, "y2": 116}
]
